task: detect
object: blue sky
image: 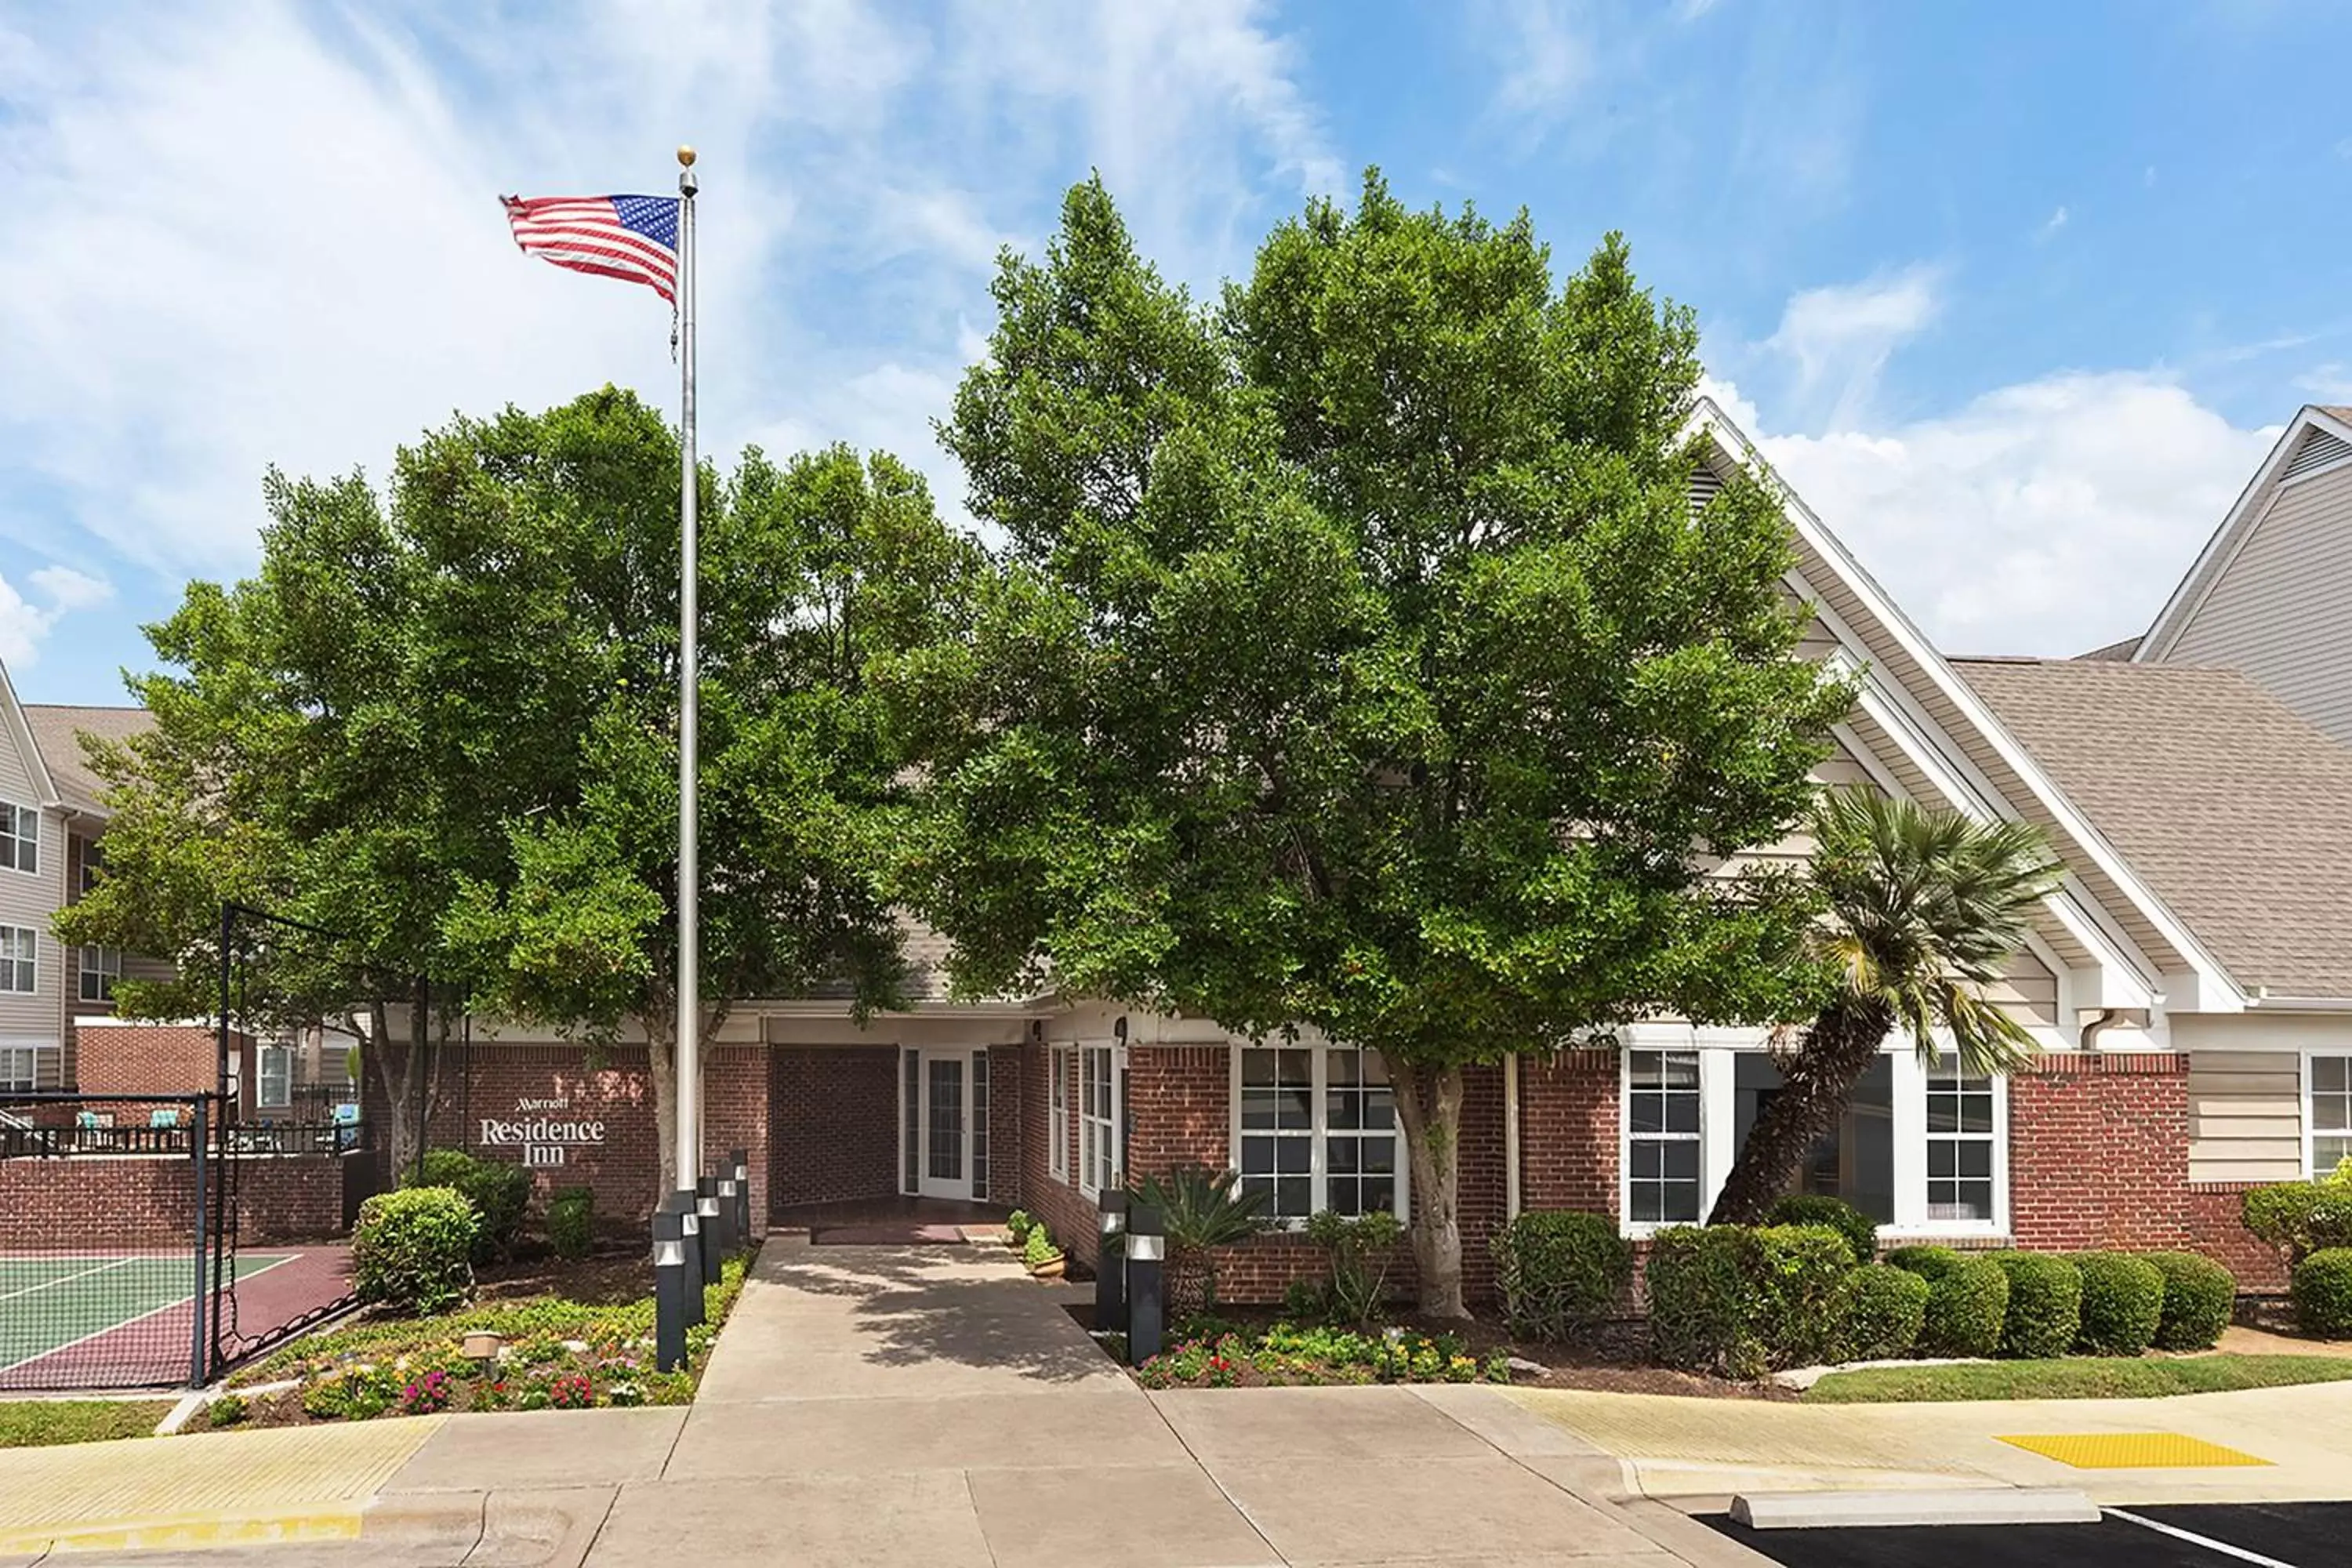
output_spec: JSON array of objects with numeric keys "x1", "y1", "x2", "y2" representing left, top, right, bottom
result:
[{"x1": 1, "y1": 1, "x2": 2343, "y2": 704}]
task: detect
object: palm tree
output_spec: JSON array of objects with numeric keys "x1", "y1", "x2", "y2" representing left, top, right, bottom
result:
[{"x1": 1708, "y1": 789, "x2": 2063, "y2": 1226}]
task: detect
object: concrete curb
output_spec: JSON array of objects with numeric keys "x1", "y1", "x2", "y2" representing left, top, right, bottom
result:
[
  {"x1": 1730, "y1": 1486, "x2": 2102, "y2": 1530},
  {"x1": 0, "y1": 1493, "x2": 489, "y2": 1559}
]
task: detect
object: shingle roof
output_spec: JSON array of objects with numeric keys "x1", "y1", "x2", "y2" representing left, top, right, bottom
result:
[
  {"x1": 1955, "y1": 657, "x2": 2352, "y2": 998},
  {"x1": 2076, "y1": 636, "x2": 2142, "y2": 662},
  {"x1": 21, "y1": 704, "x2": 152, "y2": 814}
]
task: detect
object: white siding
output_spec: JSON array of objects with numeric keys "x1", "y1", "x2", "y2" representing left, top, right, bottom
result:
[
  {"x1": 2165, "y1": 461, "x2": 2352, "y2": 746},
  {"x1": 0, "y1": 708, "x2": 61, "y2": 1049},
  {"x1": 2173, "y1": 1012, "x2": 2343, "y2": 1182}
]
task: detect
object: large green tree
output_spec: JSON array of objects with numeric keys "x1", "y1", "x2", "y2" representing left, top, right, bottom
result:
[{"x1": 892, "y1": 174, "x2": 1850, "y2": 1315}]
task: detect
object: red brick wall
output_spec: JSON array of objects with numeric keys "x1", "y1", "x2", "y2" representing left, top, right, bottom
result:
[
  {"x1": 2007, "y1": 1051, "x2": 2190, "y2": 1253},
  {"x1": 1519, "y1": 1050, "x2": 1617, "y2": 1212},
  {"x1": 2187, "y1": 1181, "x2": 2290, "y2": 1292},
  {"x1": 72, "y1": 1025, "x2": 254, "y2": 1119},
  {"x1": 768, "y1": 1047, "x2": 896, "y2": 1213},
  {"x1": 0, "y1": 1152, "x2": 350, "y2": 1245},
  {"x1": 1017, "y1": 1042, "x2": 1097, "y2": 1269},
  {"x1": 986, "y1": 1044, "x2": 1022, "y2": 1206}
]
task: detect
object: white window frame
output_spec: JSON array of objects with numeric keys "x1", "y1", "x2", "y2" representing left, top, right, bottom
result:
[
  {"x1": 0, "y1": 1041, "x2": 43, "y2": 1092},
  {"x1": 78, "y1": 945, "x2": 120, "y2": 1004},
  {"x1": 1048, "y1": 1044, "x2": 1071, "y2": 1182},
  {"x1": 1078, "y1": 1041, "x2": 1121, "y2": 1199},
  {"x1": 1615, "y1": 1026, "x2": 2009, "y2": 1242},
  {"x1": 1623, "y1": 1047, "x2": 1704, "y2": 1225},
  {"x1": 257, "y1": 1043, "x2": 293, "y2": 1110},
  {"x1": 0, "y1": 927, "x2": 35, "y2": 994},
  {"x1": 1228, "y1": 1043, "x2": 1409, "y2": 1226},
  {"x1": 0, "y1": 804, "x2": 34, "y2": 877},
  {"x1": 2305, "y1": 1049, "x2": 2352, "y2": 1179}
]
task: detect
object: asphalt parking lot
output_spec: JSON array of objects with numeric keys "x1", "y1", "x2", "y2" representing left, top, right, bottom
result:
[{"x1": 1707, "y1": 1500, "x2": 2352, "y2": 1566}]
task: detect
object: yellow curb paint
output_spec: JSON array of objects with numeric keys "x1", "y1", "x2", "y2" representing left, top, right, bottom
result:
[
  {"x1": 0, "y1": 1504, "x2": 365, "y2": 1555},
  {"x1": 1997, "y1": 1432, "x2": 2271, "y2": 1469}
]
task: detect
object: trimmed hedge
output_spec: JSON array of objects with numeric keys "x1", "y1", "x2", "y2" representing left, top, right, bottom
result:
[
  {"x1": 548, "y1": 1186, "x2": 596, "y2": 1261},
  {"x1": 2146, "y1": 1251, "x2": 2235, "y2": 1351},
  {"x1": 2070, "y1": 1251, "x2": 2166, "y2": 1356},
  {"x1": 353, "y1": 1187, "x2": 477, "y2": 1314},
  {"x1": 1491, "y1": 1211, "x2": 1632, "y2": 1341},
  {"x1": 2243, "y1": 1179, "x2": 2352, "y2": 1265},
  {"x1": 1766, "y1": 1195, "x2": 1876, "y2": 1267},
  {"x1": 1829, "y1": 1262, "x2": 1929, "y2": 1362},
  {"x1": 1917, "y1": 1254, "x2": 2008, "y2": 1358},
  {"x1": 1648, "y1": 1226, "x2": 1766, "y2": 1378},
  {"x1": 405, "y1": 1149, "x2": 532, "y2": 1263},
  {"x1": 1755, "y1": 1224, "x2": 1857, "y2": 1369},
  {"x1": 1886, "y1": 1243, "x2": 1965, "y2": 1283},
  {"x1": 1991, "y1": 1252, "x2": 2082, "y2": 1359},
  {"x1": 2292, "y1": 1247, "x2": 2352, "y2": 1338}
]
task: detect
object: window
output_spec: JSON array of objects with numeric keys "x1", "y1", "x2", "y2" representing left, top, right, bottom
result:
[
  {"x1": 1626, "y1": 1050, "x2": 1702, "y2": 1223},
  {"x1": 0, "y1": 1044, "x2": 37, "y2": 1092},
  {"x1": 2311, "y1": 1054, "x2": 2352, "y2": 1177},
  {"x1": 78, "y1": 946, "x2": 120, "y2": 1004},
  {"x1": 1924, "y1": 1069, "x2": 1997, "y2": 1222},
  {"x1": 0, "y1": 928, "x2": 34, "y2": 993},
  {"x1": 902, "y1": 1048, "x2": 920, "y2": 1192},
  {"x1": 258, "y1": 1044, "x2": 292, "y2": 1110},
  {"x1": 971, "y1": 1050, "x2": 990, "y2": 1201},
  {"x1": 78, "y1": 840, "x2": 103, "y2": 895},
  {"x1": 0, "y1": 806, "x2": 34, "y2": 875},
  {"x1": 1049, "y1": 1046, "x2": 1070, "y2": 1181},
  {"x1": 1236, "y1": 1046, "x2": 1403, "y2": 1222},
  {"x1": 1080, "y1": 1044, "x2": 1119, "y2": 1196},
  {"x1": 1733, "y1": 1053, "x2": 1895, "y2": 1222}
]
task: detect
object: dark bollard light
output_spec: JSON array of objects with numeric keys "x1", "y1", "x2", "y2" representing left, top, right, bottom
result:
[
  {"x1": 1095, "y1": 1190, "x2": 1128, "y2": 1334},
  {"x1": 664, "y1": 1192, "x2": 706, "y2": 1328},
  {"x1": 695, "y1": 1184, "x2": 724, "y2": 1286},
  {"x1": 652, "y1": 1207, "x2": 690, "y2": 1372},
  {"x1": 700, "y1": 1171, "x2": 735, "y2": 1258},
  {"x1": 716, "y1": 1170, "x2": 741, "y2": 1255},
  {"x1": 729, "y1": 1148, "x2": 751, "y2": 1240},
  {"x1": 1125, "y1": 1203, "x2": 1164, "y2": 1366}
]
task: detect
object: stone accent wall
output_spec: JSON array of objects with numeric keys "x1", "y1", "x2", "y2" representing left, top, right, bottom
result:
[
  {"x1": 767, "y1": 1047, "x2": 895, "y2": 1214},
  {"x1": 2007, "y1": 1051, "x2": 2191, "y2": 1253}
]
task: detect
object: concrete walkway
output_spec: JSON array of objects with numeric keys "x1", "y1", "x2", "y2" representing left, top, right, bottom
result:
[{"x1": 0, "y1": 1239, "x2": 1759, "y2": 1566}]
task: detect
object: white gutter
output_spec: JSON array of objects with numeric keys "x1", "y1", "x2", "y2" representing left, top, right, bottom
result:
[{"x1": 2244, "y1": 994, "x2": 2352, "y2": 1012}]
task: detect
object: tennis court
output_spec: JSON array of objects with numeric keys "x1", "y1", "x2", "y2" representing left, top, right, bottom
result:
[{"x1": 0, "y1": 1247, "x2": 352, "y2": 1390}]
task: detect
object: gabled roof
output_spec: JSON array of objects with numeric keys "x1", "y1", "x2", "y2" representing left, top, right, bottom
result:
[
  {"x1": 2137, "y1": 404, "x2": 2352, "y2": 662},
  {"x1": 23, "y1": 704, "x2": 152, "y2": 815},
  {"x1": 1956, "y1": 657, "x2": 2352, "y2": 1001}
]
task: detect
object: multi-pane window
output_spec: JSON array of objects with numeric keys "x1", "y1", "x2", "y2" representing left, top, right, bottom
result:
[
  {"x1": 1237, "y1": 1047, "x2": 1403, "y2": 1222},
  {"x1": 1080, "y1": 1045, "x2": 1117, "y2": 1195},
  {"x1": 0, "y1": 1044, "x2": 35, "y2": 1092},
  {"x1": 1626, "y1": 1050, "x2": 1702, "y2": 1223},
  {"x1": 2311, "y1": 1055, "x2": 2352, "y2": 1177},
  {"x1": 0, "y1": 928, "x2": 34, "y2": 993},
  {"x1": 902, "y1": 1049, "x2": 920, "y2": 1192},
  {"x1": 971, "y1": 1051, "x2": 990, "y2": 1200},
  {"x1": 1049, "y1": 1046, "x2": 1070, "y2": 1180},
  {"x1": 1925, "y1": 1069, "x2": 1997, "y2": 1221},
  {"x1": 78, "y1": 946, "x2": 120, "y2": 1004},
  {"x1": 258, "y1": 1044, "x2": 292, "y2": 1109},
  {"x1": 0, "y1": 805, "x2": 34, "y2": 875}
]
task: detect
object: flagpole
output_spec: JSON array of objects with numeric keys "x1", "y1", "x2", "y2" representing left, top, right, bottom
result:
[{"x1": 674, "y1": 145, "x2": 700, "y2": 1206}]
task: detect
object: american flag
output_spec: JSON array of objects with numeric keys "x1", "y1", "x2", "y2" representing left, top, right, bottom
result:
[{"x1": 500, "y1": 194, "x2": 680, "y2": 303}]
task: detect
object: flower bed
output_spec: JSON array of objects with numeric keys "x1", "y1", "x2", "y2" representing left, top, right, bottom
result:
[
  {"x1": 191, "y1": 1248, "x2": 751, "y2": 1432},
  {"x1": 1133, "y1": 1320, "x2": 1512, "y2": 1390}
]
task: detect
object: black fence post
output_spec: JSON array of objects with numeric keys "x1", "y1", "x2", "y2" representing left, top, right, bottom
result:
[
  {"x1": 1126, "y1": 1203, "x2": 1163, "y2": 1366},
  {"x1": 652, "y1": 1205, "x2": 689, "y2": 1372},
  {"x1": 190, "y1": 1095, "x2": 210, "y2": 1387},
  {"x1": 1096, "y1": 1189, "x2": 1127, "y2": 1335}
]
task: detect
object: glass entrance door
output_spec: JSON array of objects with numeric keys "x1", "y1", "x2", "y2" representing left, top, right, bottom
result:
[{"x1": 916, "y1": 1051, "x2": 971, "y2": 1200}]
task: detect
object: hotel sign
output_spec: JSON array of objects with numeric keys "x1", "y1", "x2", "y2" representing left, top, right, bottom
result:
[{"x1": 479, "y1": 1096, "x2": 606, "y2": 1169}]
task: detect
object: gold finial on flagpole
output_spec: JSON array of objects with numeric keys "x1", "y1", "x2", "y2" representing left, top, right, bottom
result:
[{"x1": 677, "y1": 146, "x2": 697, "y2": 168}]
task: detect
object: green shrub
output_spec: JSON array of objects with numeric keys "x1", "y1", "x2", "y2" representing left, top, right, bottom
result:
[
  {"x1": 1917, "y1": 1255, "x2": 2008, "y2": 1357},
  {"x1": 2292, "y1": 1247, "x2": 2352, "y2": 1338},
  {"x1": 1990, "y1": 1253, "x2": 2082, "y2": 1359},
  {"x1": 353, "y1": 1186, "x2": 477, "y2": 1314},
  {"x1": 1005, "y1": 1210, "x2": 1033, "y2": 1244},
  {"x1": 1490, "y1": 1211, "x2": 1632, "y2": 1341},
  {"x1": 1646, "y1": 1226, "x2": 1766, "y2": 1378},
  {"x1": 1131, "y1": 1165, "x2": 1272, "y2": 1316},
  {"x1": 1886, "y1": 1243, "x2": 1965, "y2": 1282},
  {"x1": 547, "y1": 1186, "x2": 595, "y2": 1261},
  {"x1": 2145, "y1": 1251, "x2": 2235, "y2": 1351},
  {"x1": 1829, "y1": 1262, "x2": 1929, "y2": 1362},
  {"x1": 1766, "y1": 1196, "x2": 1875, "y2": 1266},
  {"x1": 1022, "y1": 1223, "x2": 1061, "y2": 1268},
  {"x1": 1755, "y1": 1224, "x2": 1857, "y2": 1368},
  {"x1": 1304, "y1": 1209, "x2": 1405, "y2": 1327},
  {"x1": 405, "y1": 1149, "x2": 532, "y2": 1263},
  {"x1": 2070, "y1": 1251, "x2": 2165, "y2": 1356},
  {"x1": 2243, "y1": 1178, "x2": 2352, "y2": 1265}
]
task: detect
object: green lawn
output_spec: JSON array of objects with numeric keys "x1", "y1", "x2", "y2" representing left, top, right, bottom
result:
[
  {"x1": 0, "y1": 1399, "x2": 172, "y2": 1448},
  {"x1": 1805, "y1": 1353, "x2": 2352, "y2": 1403}
]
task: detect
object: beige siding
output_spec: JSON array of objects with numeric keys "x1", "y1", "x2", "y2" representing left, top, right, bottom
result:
[
  {"x1": 1983, "y1": 948, "x2": 2059, "y2": 1029},
  {"x1": 2166, "y1": 461, "x2": 2352, "y2": 746},
  {"x1": 2176, "y1": 1012, "x2": 2344, "y2": 1181},
  {"x1": 0, "y1": 710, "x2": 61, "y2": 1044}
]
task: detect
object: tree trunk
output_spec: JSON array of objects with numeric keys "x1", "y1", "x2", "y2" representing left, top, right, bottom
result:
[
  {"x1": 1706, "y1": 997, "x2": 1896, "y2": 1226},
  {"x1": 367, "y1": 996, "x2": 434, "y2": 1186},
  {"x1": 1386, "y1": 1057, "x2": 1469, "y2": 1319}
]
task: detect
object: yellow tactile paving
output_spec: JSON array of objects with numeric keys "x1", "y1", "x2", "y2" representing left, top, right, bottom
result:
[
  {"x1": 1997, "y1": 1432, "x2": 2270, "y2": 1469},
  {"x1": 0, "y1": 1415, "x2": 442, "y2": 1552}
]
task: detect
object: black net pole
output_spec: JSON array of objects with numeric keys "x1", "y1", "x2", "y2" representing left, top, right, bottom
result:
[{"x1": 190, "y1": 1095, "x2": 209, "y2": 1386}]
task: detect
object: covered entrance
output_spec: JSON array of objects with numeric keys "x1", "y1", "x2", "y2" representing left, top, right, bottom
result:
[{"x1": 901, "y1": 1047, "x2": 989, "y2": 1203}]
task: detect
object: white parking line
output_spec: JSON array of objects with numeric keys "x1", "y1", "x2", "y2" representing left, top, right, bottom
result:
[{"x1": 2106, "y1": 1508, "x2": 2303, "y2": 1568}]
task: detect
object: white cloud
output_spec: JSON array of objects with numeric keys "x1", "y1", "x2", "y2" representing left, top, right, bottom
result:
[
  {"x1": 2296, "y1": 364, "x2": 2352, "y2": 402},
  {"x1": 1475, "y1": 1, "x2": 1594, "y2": 144},
  {"x1": 0, "y1": 568, "x2": 113, "y2": 669},
  {"x1": 1704, "y1": 371, "x2": 2280, "y2": 657},
  {"x1": 1762, "y1": 267, "x2": 1943, "y2": 430},
  {"x1": 2038, "y1": 205, "x2": 2069, "y2": 241}
]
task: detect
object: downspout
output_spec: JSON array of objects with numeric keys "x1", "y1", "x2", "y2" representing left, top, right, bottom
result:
[
  {"x1": 1503, "y1": 1054, "x2": 1522, "y2": 1221},
  {"x1": 2078, "y1": 1007, "x2": 2123, "y2": 1054}
]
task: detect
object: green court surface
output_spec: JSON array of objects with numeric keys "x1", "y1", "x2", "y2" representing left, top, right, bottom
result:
[{"x1": 0, "y1": 1253, "x2": 288, "y2": 1372}]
